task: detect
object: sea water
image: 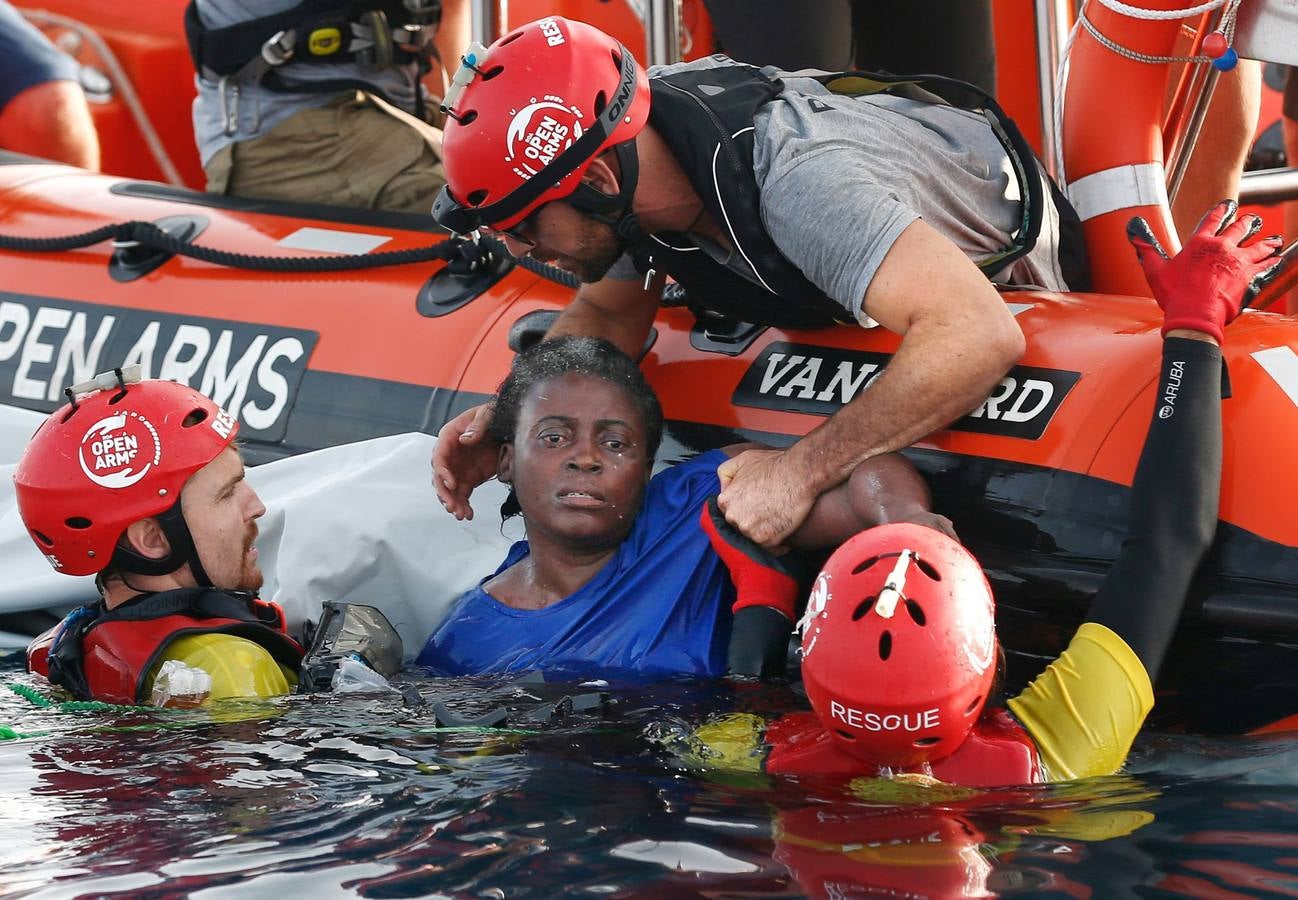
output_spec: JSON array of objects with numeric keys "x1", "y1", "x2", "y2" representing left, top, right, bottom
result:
[{"x1": 3, "y1": 652, "x2": 1298, "y2": 898}]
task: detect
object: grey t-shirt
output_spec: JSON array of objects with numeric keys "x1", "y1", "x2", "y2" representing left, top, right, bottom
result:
[
  {"x1": 192, "y1": 0, "x2": 419, "y2": 166},
  {"x1": 612, "y1": 56, "x2": 1066, "y2": 323}
]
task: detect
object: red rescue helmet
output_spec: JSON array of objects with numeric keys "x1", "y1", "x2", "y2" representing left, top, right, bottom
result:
[
  {"x1": 432, "y1": 16, "x2": 651, "y2": 235},
  {"x1": 14, "y1": 369, "x2": 239, "y2": 577},
  {"x1": 799, "y1": 524, "x2": 998, "y2": 769}
]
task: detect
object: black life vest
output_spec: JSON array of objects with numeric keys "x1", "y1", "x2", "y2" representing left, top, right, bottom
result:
[
  {"x1": 635, "y1": 62, "x2": 1087, "y2": 330},
  {"x1": 184, "y1": 0, "x2": 440, "y2": 106},
  {"x1": 27, "y1": 588, "x2": 304, "y2": 705}
]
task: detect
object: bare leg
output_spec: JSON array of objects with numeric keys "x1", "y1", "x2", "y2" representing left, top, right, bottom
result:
[
  {"x1": 1171, "y1": 59, "x2": 1261, "y2": 240},
  {"x1": 0, "y1": 81, "x2": 99, "y2": 170}
]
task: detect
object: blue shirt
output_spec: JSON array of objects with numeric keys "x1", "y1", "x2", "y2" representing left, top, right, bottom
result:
[
  {"x1": 417, "y1": 450, "x2": 734, "y2": 680},
  {"x1": 0, "y1": 2, "x2": 79, "y2": 114}
]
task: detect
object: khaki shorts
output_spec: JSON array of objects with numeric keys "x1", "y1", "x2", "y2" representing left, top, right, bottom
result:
[{"x1": 205, "y1": 91, "x2": 446, "y2": 215}]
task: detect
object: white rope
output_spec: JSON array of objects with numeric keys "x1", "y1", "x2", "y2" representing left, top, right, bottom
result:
[
  {"x1": 1053, "y1": 0, "x2": 1242, "y2": 187},
  {"x1": 19, "y1": 8, "x2": 185, "y2": 186},
  {"x1": 1052, "y1": 10, "x2": 1083, "y2": 184},
  {"x1": 1080, "y1": 14, "x2": 1210, "y2": 64},
  {"x1": 1094, "y1": 0, "x2": 1225, "y2": 20}
]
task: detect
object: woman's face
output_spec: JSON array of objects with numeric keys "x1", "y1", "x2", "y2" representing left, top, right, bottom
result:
[{"x1": 499, "y1": 373, "x2": 652, "y2": 552}]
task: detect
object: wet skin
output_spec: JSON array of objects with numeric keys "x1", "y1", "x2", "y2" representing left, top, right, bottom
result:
[
  {"x1": 181, "y1": 446, "x2": 266, "y2": 592},
  {"x1": 487, "y1": 373, "x2": 652, "y2": 610}
]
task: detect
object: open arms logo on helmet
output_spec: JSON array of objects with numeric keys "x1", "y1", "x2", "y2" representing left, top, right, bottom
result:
[
  {"x1": 506, "y1": 96, "x2": 585, "y2": 181},
  {"x1": 433, "y1": 17, "x2": 651, "y2": 235},
  {"x1": 78, "y1": 411, "x2": 162, "y2": 489},
  {"x1": 15, "y1": 369, "x2": 241, "y2": 577}
]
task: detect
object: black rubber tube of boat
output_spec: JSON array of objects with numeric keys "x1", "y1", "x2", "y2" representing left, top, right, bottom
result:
[{"x1": 0, "y1": 220, "x2": 581, "y2": 287}]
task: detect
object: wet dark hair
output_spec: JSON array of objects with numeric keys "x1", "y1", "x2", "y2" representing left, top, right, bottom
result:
[
  {"x1": 491, "y1": 336, "x2": 664, "y2": 519},
  {"x1": 490, "y1": 336, "x2": 664, "y2": 455}
]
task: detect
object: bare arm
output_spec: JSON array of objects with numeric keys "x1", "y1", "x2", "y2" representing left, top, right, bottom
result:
[
  {"x1": 434, "y1": 0, "x2": 472, "y2": 65},
  {"x1": 0, "y1": 81, "x2": 99, "y2": 170},
  {"x1": 717, "y1": 220, "x2": 1023, "y2": 545},
  {"x1": 545, "y1": 272, "x2": 664, "y2": 358},
  {"x1": 786, "y1": 452, "x2": 955, "y2": 551},
  {"x1": 789, "y1": 220, "x2": 1023, "y2": 489},
  {"x1": 708, "y1": 446, "x2": 953, "y2": 678},
  {"x1": 428, "y1": 0, "x2": 472, "y2": 101}
]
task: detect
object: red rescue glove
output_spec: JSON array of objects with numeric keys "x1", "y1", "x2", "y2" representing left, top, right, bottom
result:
[
  {"x1": 700, "y1": 496, "x2": 799, "y2": 619},
  {"x1": 1127, "y1": 199, "x2": 1296, "y2": 344}
]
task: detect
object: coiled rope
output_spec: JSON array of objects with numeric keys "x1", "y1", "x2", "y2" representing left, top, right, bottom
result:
[{"x1": 0, "y1": 220, "x2": 581, "y2": 286}]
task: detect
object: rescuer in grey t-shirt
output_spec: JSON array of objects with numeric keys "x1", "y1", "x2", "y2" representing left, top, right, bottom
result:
[
  {"x1": 430, "y1": 27, "x2": 1080, "y2": 554},
  {"x1": 608, "y1": 57, "x2": 1067, "y2": 323}
]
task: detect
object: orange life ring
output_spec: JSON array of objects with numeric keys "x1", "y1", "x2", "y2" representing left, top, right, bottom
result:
[{"x1": 1062, "y1": 0, "x2": 1193, "y2": 296}]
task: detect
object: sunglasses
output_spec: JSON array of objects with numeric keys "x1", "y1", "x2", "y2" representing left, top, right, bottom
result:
[{"x1": 486, "y1": 204, "x2": 547, "y2": 250}]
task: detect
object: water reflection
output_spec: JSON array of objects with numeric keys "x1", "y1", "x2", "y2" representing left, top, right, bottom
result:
[{"x1": 2, "y1": 659, "x2": 1298, "y2": 897}]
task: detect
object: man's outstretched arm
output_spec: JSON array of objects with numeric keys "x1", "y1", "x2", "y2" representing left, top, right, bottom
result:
[{"x1": 1009, "y1": 201, "x2": 1296, "y2": 781}]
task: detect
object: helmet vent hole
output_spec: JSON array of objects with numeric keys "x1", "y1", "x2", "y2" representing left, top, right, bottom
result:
[
  {"x1": 481, "y1": 65, "x2": 503, "y2": 80},
  {"x1": 913, "y1": 736, "x2": 940, "y2": 747},
  {"x1": 459, "y1": 109, "x2": 479, "y2": 126},
  {"x1": 467, "y1": 189, "x2": 489, "y2": 206},
  {"x1": 593, "y1": 90, "x2": 608, "y2": 117},
  {"x1": 851, "y1": 596, "x2": 876, "y2": 621},
  {"x1": 905, "y1": 599, "x2": 926, "y2": 626},
  {"x1": 64, "y1": 517, "x2": 92, "y2": 530},
  {"x1": 850, "y1": 555, "x2": 882, "y2": 575},
  {"x1": 878, "y1": 630, "x2": 892, "y2": 660},
  {"x1": 181, "y1": 408, "x2": 208, "y2": 428},
  {"x1": 965, "y1": 695, "x2": 983, "y2": 715},
  {"x1": 834, "y1": 728, "x2": 856, "y2": 742},
  {"x1": 914, "y1": 556, "x2": 941, "y2": 581},
  {"x1": 500, "y1": 30, "x2": 524, "y2": 47},
  {"x1": 31, "y1": 529, "x2": 54, "y2": 548}
]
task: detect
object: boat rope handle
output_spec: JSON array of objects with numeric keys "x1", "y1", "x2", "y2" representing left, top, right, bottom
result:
[{"x1": 0, "y1": 220, "x2": 580, "y2": 286}]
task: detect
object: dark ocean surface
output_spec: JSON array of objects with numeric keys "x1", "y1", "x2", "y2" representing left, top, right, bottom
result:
[{"x1": 3, "y1": 654, "x2": 1298, "y2": 898}]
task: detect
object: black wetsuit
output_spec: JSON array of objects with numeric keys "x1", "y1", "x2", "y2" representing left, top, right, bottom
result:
[{"x1": 1084, "y1": 338, "x2": 1223, "y2": 679}]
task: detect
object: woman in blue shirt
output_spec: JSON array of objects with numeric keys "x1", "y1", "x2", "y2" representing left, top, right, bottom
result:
[{"x1": 417, "y1": 336, "x2": 948, "y2": 680}]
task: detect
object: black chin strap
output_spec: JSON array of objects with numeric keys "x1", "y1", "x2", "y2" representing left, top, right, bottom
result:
[
  {"x1": 109, "y1": 498, "x2": 214, "y2": 588},
  {"x1": 566, "y1": 140, "x2": 646, "y2": 243}
]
